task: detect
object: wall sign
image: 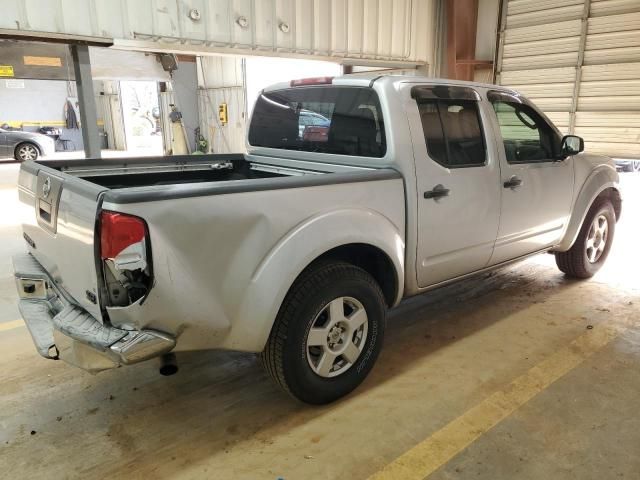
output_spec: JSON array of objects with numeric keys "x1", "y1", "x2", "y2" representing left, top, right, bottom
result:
[
  {"x1": 0, "y1": 65, "x2": 14, "y2": 77},
  {"x1": 5, "y1": 79, "x2": 25, "y2": 89},
  {"x1": 23, "y1": 56, "x2": 62, "y2": 67}
]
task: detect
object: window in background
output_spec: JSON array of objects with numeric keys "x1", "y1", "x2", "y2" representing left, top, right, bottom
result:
[{"x1": 249, "y1": 86, "x2": 386, "y2": 158}]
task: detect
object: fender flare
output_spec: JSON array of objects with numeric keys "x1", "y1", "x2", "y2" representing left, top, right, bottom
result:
[
  {"x1": 556, "y1": 165, "x2": 619, "y2": 252},
  {"x1": 220, "y1": 208, "x2": 405, "y2": 352}
]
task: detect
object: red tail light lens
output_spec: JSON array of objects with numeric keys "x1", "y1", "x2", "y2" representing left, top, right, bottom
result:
[
  {"x1": 100, "y1": 211, "x2": 147, "y2": 260},
  {"x1": 290, "y1": 76, "x2": 334, "y2": 87}
]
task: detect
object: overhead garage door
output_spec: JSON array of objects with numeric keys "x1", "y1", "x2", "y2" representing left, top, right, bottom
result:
[{"x1": 496, "y1": 0, "x2": 640, "y2": 159}]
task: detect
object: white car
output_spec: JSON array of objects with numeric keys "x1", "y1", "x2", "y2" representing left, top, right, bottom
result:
[{"x1": 14, "y1": 75, "x2": 621, "y2": 404}]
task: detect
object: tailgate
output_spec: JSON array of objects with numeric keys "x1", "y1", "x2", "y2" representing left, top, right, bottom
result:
[{"x1": 18, "y1": 162, "x2": 106, "y2": 321}]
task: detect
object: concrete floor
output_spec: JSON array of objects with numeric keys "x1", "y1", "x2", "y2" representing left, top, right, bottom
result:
[{"x1": 0, "y1": 163, "x2": 638, "y2": 479}]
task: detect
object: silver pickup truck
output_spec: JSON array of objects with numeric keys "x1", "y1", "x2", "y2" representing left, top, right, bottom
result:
[{"x1": 14, "y1": 75, "x2": 621, "y2": 404}]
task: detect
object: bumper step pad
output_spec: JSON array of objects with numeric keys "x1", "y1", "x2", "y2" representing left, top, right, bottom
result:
[
  {"x1": 53, "y1": 305, "x2": 128, "y2": 351},
  {"x1": 18, "y1": 301, "x2": 57, "y2": 359},
  {"x1": 14, "y1": 253, "x2": 176, "y2": 370}
]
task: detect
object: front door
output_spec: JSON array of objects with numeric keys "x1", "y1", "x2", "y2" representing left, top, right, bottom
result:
[
  {"x1": 407, "y1": 86, "x2": 501, "y2": 288},
  {"x1": 486, "y1": 91, "x2": 574, "y2": 265}
]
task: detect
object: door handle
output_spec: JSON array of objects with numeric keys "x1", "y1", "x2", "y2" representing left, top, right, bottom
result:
[
  {"x1": 424, "y1": 184, "x2": 450, "y2": 199},
  {"x1": 503, "y1": 176, "x2": 523, "y2": 189}
]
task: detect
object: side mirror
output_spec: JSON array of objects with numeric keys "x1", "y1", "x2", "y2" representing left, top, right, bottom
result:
[{"x1": 561, "y1": 135, "x2": 584, "y2": 156}]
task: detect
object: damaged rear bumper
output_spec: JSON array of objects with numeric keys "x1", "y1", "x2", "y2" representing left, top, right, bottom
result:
[{"x1": 13, "y1": 253, "x2": 175, "y2": 373}]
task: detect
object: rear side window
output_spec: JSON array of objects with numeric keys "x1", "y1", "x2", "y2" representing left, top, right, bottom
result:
[
  {"x1": 248, "y1": 86, "x2": 386, "y2": 157},
  {"x1": 417, "y1": 100, "x2": 486, "y2": 167}
]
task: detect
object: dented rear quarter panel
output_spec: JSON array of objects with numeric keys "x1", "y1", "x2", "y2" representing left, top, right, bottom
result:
[{"x1": 102, "y1": 172, "x2": 406, "y2": 353}]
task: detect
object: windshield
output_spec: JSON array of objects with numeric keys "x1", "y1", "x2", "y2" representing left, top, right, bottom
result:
[{"x1": 248, "y1": 86, "x2": 386, "y2": 158}]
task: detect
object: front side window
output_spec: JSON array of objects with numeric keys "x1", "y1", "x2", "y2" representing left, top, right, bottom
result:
[
  {"x1": 491, "y1": 100, "x2": 560, "y2": 163},
  {"x1": 248, "y1": 86, "x2": 386, "y2": 157},
  {"x1": 417, "y1": 99, "x2": 486, "y2": 168}
]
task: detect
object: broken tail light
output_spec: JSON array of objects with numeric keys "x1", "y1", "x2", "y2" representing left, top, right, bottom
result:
[
  {"x1": 100, "y1": 211, "x2": 146, "y2": 260},
  {"x1": 99, "y1": 211, "x2": 151, "y2": 306}
]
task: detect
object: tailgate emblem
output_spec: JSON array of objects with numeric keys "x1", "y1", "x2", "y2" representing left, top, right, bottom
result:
[{"x1": 42, "y1": 177, "x2": 51, "y2": 198}]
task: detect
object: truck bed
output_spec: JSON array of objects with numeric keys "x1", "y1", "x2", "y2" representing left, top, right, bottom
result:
[
  {"x1": 18, "y1": 153, "x2": 401, "y2": 331},
  {"x1": 36, "y1": 154, "x2": 289, "y2": 189}
]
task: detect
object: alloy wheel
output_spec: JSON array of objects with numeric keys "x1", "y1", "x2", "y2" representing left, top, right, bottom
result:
[
  {"x1": 306, "y1": 296, "x2": 369, "y2": 378},
  {"x1": 586, "y1": 214, "x2": 608, "y2": 263},
  {"x1": 17, "y1": 144, "x2": 38, "y2": 161}
]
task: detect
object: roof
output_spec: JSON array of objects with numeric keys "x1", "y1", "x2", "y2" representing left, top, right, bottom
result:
[{"x1": 262, "y1": 73, "x2": 516, "y2": 94}]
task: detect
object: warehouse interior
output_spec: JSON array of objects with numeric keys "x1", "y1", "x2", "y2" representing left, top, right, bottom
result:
[{"x1": 0, "y1": 0, "x2": 639, "y2": 479}]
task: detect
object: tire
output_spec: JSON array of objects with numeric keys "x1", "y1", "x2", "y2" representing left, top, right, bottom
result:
[
  {"x1": 555, "y1": 199, "x2": 615, "y2": 279},
  {"x1": 14, "y1": 142, "x2": 39, "y2": 162},
  {"x1": 262, "y1": 261, "x2": 386, "y2": 404}
]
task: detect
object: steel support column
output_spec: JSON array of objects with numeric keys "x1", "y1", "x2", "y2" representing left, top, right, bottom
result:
[
  {"x1": 446, "y1": 0, "x2": 492, "y2": 81},
  {"x1": 71, "y1": 44, "x2": 101, "y2": 158}
]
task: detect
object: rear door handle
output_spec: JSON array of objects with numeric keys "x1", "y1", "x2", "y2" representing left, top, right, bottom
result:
[
  {"x1": 424, "y1": 184, "x2": 450, "y2": 199},
  {"x1": 503, "y1": 176, "x2": 523, "y2": 189}
]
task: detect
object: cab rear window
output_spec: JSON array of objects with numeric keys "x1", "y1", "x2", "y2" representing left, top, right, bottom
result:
[{"x1": 248, "y1": 86, "x2": 386, "y2": 158}]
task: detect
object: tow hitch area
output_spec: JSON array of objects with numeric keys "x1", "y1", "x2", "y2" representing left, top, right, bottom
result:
[{"x1": 13, "y1": 253, "x2": 175, "y2": 373}]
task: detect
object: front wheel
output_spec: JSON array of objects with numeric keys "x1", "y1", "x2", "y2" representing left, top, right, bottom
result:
[
  {"x1": 15, "y1": 143, "x2": 39, "y2": 162},
  {"x1": 555, "y1": 200, "x2": 616, "y2": 278},
  {"x1": 262, "y1": 262, "x2": 386, "y2": 404}
]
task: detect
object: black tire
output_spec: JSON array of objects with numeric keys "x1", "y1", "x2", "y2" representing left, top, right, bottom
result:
[
  {"x1": 14, "y1": 142, "x2": 39, "y2": 162},
  {"x1": 262, "y1": 261, "x2": 386, "y2": 404},
  {"x1": 555, "y1": 199, "x2": 615, "y2": 279}
]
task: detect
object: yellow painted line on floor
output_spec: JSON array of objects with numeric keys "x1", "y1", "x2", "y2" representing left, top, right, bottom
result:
[
  {"x1": 369, "y1": 325, "x2": 620, "y2": 480},
  {"x1": 0, "y1": 319, "x2": 25, "y2": 332}
]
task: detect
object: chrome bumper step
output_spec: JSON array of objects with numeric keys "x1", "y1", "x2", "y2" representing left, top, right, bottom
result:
[{"x1": 13, "y1": 253, "x2": 175, "y2": 372}]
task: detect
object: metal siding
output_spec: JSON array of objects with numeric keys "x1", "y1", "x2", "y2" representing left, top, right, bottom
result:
[
  {"x1": 504, "y1": 19, "x2": 581, "y2": 43},
  {"x1": 506, "y1": 3, "x2": 583, "y2": 28},
  {"x1": 197, "y1": 56, "x2": 246, "y2": 154},
  {"x1": 198, "y1": 87, "x2": 246, "y2": 154},
  {"x1": 499, "y1": 0, "x2": 640, "y2": 159},
  {"x1": 499, "y1": 67, "x2": 575, "y2": 84},
  {"x1": 0, "y1": 0, "x2": 434, "y2": 64},
  {"x1": 590, "y1": 0, "x2": 640, "y2": 17}
]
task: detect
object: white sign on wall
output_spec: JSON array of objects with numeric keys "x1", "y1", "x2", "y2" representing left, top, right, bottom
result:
[{"x1": 5, "y1": 79, "x2": 25, "y2": 89}]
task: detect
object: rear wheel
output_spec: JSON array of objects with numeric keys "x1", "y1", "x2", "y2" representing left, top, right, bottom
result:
[
  {"x1": 262, "y1": 261, "x2": 386, "y2": 404},
  {"x1": 555, "y1": 199, "x2": 615, "y2": 278},
  {"x1": 15, "y1": 143, "x2": 39, "y2": 162}
]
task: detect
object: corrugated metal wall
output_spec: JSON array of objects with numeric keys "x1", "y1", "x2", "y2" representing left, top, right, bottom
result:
[
  {"x1": 0, "y1": 0, "x2": 437, "y2": 66},
  {"x1": 497, "y1": 0, "x2": 640, "y2": 159},
  {"x1": 197, "y1": 57, "x2": 246, "y2": 154}
]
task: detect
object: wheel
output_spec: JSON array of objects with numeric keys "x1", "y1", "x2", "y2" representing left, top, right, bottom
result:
[
  {"x1": 262, "y1": 262, "x2": 386, "y2": 404},
  {"x1": 14, "y1": 143, "x2": 39, "y2": 162},
  {"x1": 633, "y1": 160, "x2": 640, "y2": 173},
  {"x1": 555, "y1": 200, "x2": 615, "y2": 278}
]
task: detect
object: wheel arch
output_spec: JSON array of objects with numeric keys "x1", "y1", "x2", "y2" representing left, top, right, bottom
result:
[
  {"x1": 220, "y1": 208, "x2": 405, "y2": 352},
  {"x1": 304, "y1": 243, "x2": 399, "y2": 308},
  {"x1": 556, "y1": 166, "x2": 621, "y2": 252}
]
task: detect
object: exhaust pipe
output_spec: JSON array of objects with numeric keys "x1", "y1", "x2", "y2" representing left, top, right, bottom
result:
[{"x1": 159, "y1": 352, "x2": 178, "y2": 376}]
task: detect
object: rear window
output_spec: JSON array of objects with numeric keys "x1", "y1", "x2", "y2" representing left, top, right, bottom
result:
[{"x1": 248, "y1": 86, "x2": 386, "y2": 157}]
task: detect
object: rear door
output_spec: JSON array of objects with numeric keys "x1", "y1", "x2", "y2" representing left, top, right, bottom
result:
[
  {"x1": 486, "y1": 91, "x2": 574, "y2": 265},
  {"x1": 407, "y1": 85, "x2": 501, "y2": 288}
]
